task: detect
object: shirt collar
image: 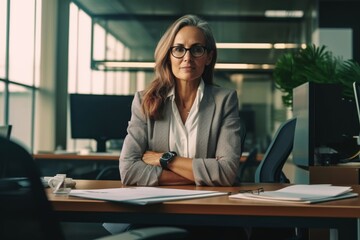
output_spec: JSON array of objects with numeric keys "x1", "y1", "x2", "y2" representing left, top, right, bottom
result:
[{"x1": 168, "y1": 79, "x2": 205, "y2": 101}]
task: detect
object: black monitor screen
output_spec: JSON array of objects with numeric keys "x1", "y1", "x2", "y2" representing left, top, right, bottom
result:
[
  {"x1": 293, "y1": 83, "x2": 359, "y2": 167},
  {"x1": 70, "y1": 94, "x2": 133, "y2": 152},
  {"x1": 353, "y1": 82, "x2": 360, "y2": 126}
]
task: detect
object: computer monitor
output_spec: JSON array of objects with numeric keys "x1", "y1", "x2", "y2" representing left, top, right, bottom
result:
[
  {"x1": 0, "y1": 125, "x2": 12, "y2": 139},
  {"x1": 353, "y1": 82, "x2": 360, "y2": 125},
  {"x1": 353, "y1": 82, "x2": 360, "y2": 145},
  {"x1": 69, "y1": 94, "x2": 133, "y2": 152},
  {"x1": 292, "y1": 82, "x2": 359, "y2": 167}
]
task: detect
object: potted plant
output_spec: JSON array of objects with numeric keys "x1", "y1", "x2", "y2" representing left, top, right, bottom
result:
[{"x1": 273, "y1": 44, "x2": 360, "y2": 108}]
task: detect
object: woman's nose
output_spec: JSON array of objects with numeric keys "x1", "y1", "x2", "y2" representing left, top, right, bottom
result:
[{"x1": 183, "y1": 50, "x2": 193, "y2": 61}]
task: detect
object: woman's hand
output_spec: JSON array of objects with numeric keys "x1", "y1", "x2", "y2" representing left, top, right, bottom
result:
[{"x1": 142, "y1": 150, "x2": 162, "y2": 166}]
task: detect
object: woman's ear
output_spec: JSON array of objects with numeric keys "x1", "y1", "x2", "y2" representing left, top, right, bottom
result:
[{"x1": 206, "y1": 50, "x2": 213, "y2": 65}]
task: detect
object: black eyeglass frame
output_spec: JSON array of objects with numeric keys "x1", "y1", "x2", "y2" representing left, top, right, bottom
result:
[{"x1": 169, "y1": 45, "x2": 208, "y2": 59}]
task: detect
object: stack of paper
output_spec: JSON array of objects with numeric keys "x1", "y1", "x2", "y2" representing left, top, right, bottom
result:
[
  {"x1": 69, "y1": 187, "x2": 228, "y2": 205},
  {"x1": 229, "y1": 185, "x2": 358, "y2": 204}
]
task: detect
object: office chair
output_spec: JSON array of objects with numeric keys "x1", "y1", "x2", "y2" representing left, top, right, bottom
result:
[
  {"x1": 0, "y1": 136, "x2": 188, "y2": 240},
  {"x1": 251, "y1": 118, "x2": 304, "y2": 240},
  {"x1": 255, "y1": 118, "x2": 297, "y2": 183},
  {"x1": 0, "y1": 124, "x2": 12, "y2": 139}
]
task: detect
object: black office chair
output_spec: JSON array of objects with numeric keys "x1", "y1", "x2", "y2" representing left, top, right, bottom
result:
[
  {"x1": 0, "y1": 136, "x2": 188, "y2": 240},
  {"x1": 0, "y1": 124, "x2": 12, "y2": 139},
  {"x1": 254, "y1": 118, "x2": 297, "y2": 183},
  {"x1": 251, "y1": 118, "x2": 305, "y2": 240}
]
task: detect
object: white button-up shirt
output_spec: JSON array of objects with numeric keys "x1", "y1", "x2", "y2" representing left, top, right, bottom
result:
[{"x1": 168, "y1": 80, "x2": 205, "y2": 158}]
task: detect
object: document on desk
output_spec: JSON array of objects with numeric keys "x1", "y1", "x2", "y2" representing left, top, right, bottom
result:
[
  {"x1": 69, "y1": 187, "x2": 227, "y2": 205},
  {"x1": 229, "y1": 185, "x2": 358, "y2": 204}
]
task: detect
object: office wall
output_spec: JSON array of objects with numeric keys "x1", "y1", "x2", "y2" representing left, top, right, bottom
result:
[{"x1": 319, "y1": 28, "x2": 352, "y2": 60}]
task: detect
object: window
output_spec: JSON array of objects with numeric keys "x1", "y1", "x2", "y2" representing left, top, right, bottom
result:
[
  {"x1": 0, "y1": 0, "x2": 41, "y2": 150},
  {"x1": 67, "y1": 3, "x2": 142, "y2": 151},
  {"x1": 0, "y1": 0, "x2": 7, "y2": 78}
]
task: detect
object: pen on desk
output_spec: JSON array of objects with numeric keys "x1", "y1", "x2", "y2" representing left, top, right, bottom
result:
[{"x1": 238, "y1": 188, "x2": 264, "y2": 195}]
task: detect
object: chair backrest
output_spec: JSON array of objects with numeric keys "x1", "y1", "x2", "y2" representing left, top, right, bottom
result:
[
  {"x1": 0, "y1": 124, "x2": 12, "y2": 139},
  {"x1": 255, "y1": 118, "x2": 297, "y2": 183},
  {"x1": 0, "y1": 136, "x2": 64, "y2": 240}
]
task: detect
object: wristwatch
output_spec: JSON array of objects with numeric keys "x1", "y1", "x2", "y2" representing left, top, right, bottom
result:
[{"x1": 160, "y1": 151, "x2": 177, "y2": 170}]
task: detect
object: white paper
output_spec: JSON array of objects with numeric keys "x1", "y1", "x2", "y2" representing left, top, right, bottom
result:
[
  {"x1": 229, "y1": 185, "x2": 358, "y2": 204},
  {"x1": 69, "y1": 187, "x2": 227, "y2": 205}
]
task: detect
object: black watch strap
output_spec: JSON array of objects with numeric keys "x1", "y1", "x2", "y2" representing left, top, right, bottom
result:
[{"x1": 160, "y1": 151, "x2": 177, "y2": 170}]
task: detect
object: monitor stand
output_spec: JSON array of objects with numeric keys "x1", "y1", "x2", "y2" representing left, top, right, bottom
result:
[{"x1": 95, "y1": 138, "x2": 107, "y2": 153}]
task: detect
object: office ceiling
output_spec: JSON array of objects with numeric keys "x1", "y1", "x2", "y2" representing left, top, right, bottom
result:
[{"x1": 72, "y1": 0, "x2": 316, "y2": 76}]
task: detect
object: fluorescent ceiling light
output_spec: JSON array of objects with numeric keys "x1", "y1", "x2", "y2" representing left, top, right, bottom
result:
[
  {"x1": 265, "y1": 10, "x2": 304, "y2": 18},
  {"x1": 217, "y1": 43, "x2": 272, "y2": 49},
  {"x1": 94, "y1": 61, "x2": 274, "y2": 71},
  {"x1": 99, "y1": 61, "x2": 155, "y2": 68},
  {"x1": 217, "y1": 43, "x2": 303, "y2": 49},
  {"x1": 215, "y1": 63, "x2": 274, "y2": 70},
  {"x1": 273, "y1": 43, "x2": 300, "y2": 49}
]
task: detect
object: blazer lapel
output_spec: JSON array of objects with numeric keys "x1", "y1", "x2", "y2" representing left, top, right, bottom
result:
[
  {"x1": 196, "y1": 86, "x2": 215, "y2": 157},
  {"x1": 153, "y1": 100, "x2": 171, "y2": 151}
]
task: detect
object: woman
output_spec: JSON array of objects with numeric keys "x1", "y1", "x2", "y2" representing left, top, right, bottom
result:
[
  {"x1": 106, "y1": 14, "x2": 248, "y2": 239},
  {"x1": 120, "y1": 14, "x2": 243, "y2": 187}
]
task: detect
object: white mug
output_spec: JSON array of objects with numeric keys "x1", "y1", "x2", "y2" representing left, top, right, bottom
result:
[{"x1": 48, "y1": 174, "x2": 71, "y2": 194}]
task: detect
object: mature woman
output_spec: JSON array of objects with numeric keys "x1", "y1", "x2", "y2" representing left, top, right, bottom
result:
[{"x1": 120, "y1": 14, "x2": 243, "y2": 187}]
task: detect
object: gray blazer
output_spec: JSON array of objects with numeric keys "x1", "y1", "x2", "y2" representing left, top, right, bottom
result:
[{"x1": 120, "y1": 84, "x2": 242, "y2": 186}]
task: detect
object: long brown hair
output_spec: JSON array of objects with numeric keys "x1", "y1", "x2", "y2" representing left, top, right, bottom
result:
[{"x1": 142, "y1": 14, "x2": 217, "y2": 119}]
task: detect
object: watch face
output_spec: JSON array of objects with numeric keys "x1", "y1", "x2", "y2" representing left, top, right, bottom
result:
[{"x1": 162, "y1": 152, "x2": 173, "y2": 160}]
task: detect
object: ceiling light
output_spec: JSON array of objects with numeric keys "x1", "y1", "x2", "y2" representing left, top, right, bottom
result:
[
  {"x1": 217, "y1": 43, "x2": 272, "y2": 49},
  {"x1": 98, "y1": 61, "x2": 155, "y2": 69},
  {"x1": 265, "y1": 10, "x2": 304, "y2": 18},
  {"x1": 215, "y1": 63, "x2": 274, "y2": 70},
  {"x1": 217, "y1": 43, "x2": 303, "y2": 49},
  {"x1": 94, "y1": 61, "x2": 274, "y2": 71},
  {"x1": 273, "y1": 43, "x2": 301, "y2": 49}
]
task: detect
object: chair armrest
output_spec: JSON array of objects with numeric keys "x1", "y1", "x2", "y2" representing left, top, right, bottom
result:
[{"x1": 95, "y1": 226, "x2": 188, "y2": 240}]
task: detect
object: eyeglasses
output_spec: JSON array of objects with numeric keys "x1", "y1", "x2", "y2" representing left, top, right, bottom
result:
[
  {"x1": 170, "y1": 45, "x2": 207, "y2": 58},
  {"x1": 239, "y1": 187, "x2": 264, "y2": 195}
]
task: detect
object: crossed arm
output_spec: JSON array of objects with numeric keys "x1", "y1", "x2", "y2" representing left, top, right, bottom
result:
[{"x1": 142, "y1": 150, "x2": 194, "y2": 185}]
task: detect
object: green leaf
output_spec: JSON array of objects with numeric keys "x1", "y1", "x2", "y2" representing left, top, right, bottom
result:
[{"x1": 273, "y1": 44, "x2": 360, "y2": 107}]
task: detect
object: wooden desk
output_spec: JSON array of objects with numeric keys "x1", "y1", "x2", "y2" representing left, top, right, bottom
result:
[
  {"x1": 48, "y1": 180, "x2": 360, "y2": 240},
  {"x1": 310, "y1": 165, "x2": 360, "y2": 185}
]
